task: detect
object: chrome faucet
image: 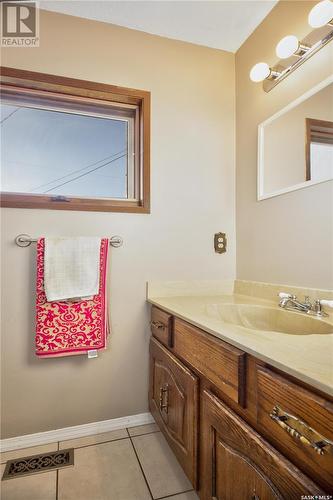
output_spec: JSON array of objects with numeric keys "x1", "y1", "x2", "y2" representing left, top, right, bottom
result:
[{"x1": 278, "y1": 292, "x2": 333, "y2": 318}]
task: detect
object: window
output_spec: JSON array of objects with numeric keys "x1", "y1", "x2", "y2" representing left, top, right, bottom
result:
[{"x1": 0, "y1": 67, "x2": 150, "y2": 212}]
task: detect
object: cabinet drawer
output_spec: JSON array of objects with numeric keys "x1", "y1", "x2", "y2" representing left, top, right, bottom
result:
[
  {"x1": 150, "y1": 306, "x2": 173, "y2": 347},
  {"x1": 149, "y1": 338, "x2": 199, "y2": 488},
  {"x1": 201, "y1": 389, "x2": 323, "y2": 499},
  {"x1": 256, "y1": 366, "x2": 333, "y2": 492},
  {"x1": 173, "y1": 318, "x2": 246, "y2": 406}
]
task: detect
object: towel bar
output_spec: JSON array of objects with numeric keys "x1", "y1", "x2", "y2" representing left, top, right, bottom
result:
[{"x1": 14, "y1": 234, "x2": 123, "y2": 248}]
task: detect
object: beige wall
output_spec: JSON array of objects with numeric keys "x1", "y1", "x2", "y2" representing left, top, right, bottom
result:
[
  {"x1": 0, "y1": 10, "x2": 236, "y2": 438},
  {"x1": 236, "y1": 0, "x2": 333, "y2": 289}
]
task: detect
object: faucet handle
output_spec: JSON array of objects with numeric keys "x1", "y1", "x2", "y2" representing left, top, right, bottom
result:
[
  {"x1": 278, "y1": 292, "x2": 295, "y2": 299},
  {"x1": 278, "y1": 292, "x2": 292, "y2": 298},
  {"x1": 312, "y1": 299, "x2": 331, "y2": 316}
]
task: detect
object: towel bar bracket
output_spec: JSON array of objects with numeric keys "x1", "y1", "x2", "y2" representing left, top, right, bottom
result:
[
  {"x1": 15, "y1": 234, "x2": 34, "y2": 247},
  {"x1": 15, "y1": 234, "x2": 123, "y2": 248}
]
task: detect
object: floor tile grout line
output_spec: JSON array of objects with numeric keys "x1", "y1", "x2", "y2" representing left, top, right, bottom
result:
[
  {"x1": 128, "y1": 434, "x2": 154, "y2": 500},
  {"x1": 56, "y1": 469, "x2": 59, "y2": 500},
  {"x1": 156, "y1": 488, "x2": 195, "y2": 500},
  {"x1": 0, "y1": 437, "x2": 129, "y2": 463},
  {"x1": 127, "y1": 429, "x2": 160, "y2": 438},
  {"x1": 56, "y1": 442, "x2": 59, "y2": 500},
  {"x1": 60, "y1": 435, "x2": 130, "y2": 450},
  {"x1": 0, "y1": 428, "x2": 160, "y2": 463},
  {"x1": 32, "y1": 430, "x2": 159, "y2": 453},
  {"x1": 130, "y1": 432, "x2": 195, "y2": 500}
]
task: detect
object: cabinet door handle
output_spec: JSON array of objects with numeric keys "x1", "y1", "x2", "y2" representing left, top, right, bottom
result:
[
  {"x1": 151, "y1": 321, "x2": 166, "y2": 330},
  {"x1": 270, "y1": 405, "x2": 333, "y2": 455},
  {"x1": 159, "y1": 385, "x2": 169, "y2": 413}
]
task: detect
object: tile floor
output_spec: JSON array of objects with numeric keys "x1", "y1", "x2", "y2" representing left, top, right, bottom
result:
[{"x1": 1, "y1": 423, "x2": 199, "y2": 500}]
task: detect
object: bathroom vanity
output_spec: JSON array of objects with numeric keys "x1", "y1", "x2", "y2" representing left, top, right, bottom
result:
[{"x1": 148, "y1": 287, "x2": 333, "y2": 498}]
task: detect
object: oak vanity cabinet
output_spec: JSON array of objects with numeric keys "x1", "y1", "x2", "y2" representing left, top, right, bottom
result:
[
  {"x1": 149, "y1": 306, "x2": 331, "y2": 499},
  {"x1": 149, "y1": 337, "x2": 199, "y2": 487}
]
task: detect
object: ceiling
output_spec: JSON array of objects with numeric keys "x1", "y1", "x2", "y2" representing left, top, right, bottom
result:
[{"x1": 40, "y1": 0, "x2": 278, "y2": 53}]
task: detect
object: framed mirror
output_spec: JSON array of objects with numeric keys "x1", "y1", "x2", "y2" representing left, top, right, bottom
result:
[{"x1": 257, "y1": 75, "x2": 333, "y2": 200}]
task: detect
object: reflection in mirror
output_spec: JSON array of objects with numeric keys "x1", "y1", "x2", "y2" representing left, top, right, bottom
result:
[
  {"x1": 306, "y1": 118, "x2": 333, "y2": 182},
  {"x1": 258, "y1": 77, "x2": 333, "y2": 200}
]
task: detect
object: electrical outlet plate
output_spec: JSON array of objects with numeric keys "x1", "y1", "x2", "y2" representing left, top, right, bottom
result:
[{"x1": 214, "y1": 232, "x2": 227, "y2": 254}]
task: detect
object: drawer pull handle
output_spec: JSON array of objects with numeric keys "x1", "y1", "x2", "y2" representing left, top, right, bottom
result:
[
  {"x1": 151, "y1": 321, "x2": 166, "y2": 330},
  {"x1": 159, "y1": 384, "x2": 169, "y2": 413},
  {"x1": 270, "y1": 406, "x2": 333, "y2": 456}
]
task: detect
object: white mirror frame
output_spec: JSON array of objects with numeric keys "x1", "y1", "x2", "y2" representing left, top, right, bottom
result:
[{"x1": 257, "y1": 74, "x2": 333, "y2": 201}]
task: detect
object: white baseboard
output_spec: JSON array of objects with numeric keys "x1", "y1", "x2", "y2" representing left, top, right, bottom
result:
[{"x1": 0, "y1": 412, "x2": 155, "y2": 453}]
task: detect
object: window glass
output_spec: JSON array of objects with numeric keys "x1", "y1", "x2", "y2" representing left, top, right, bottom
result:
[{"x1": 1, "y1": 99, "x2": 135, "y2": 199}]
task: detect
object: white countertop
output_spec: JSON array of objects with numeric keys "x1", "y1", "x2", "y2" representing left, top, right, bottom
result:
[{"x1": 148, "y1": 292, "x2": 333, "y2": 397}]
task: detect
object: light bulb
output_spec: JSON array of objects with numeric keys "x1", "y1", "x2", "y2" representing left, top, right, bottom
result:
[
  {"x1": 249, "y1": 62, "x2": 271, "y2": 82},
  {"x1": 308, "y1": 0, "x2": 333, "y2": 28},
  {"x1": 276, "y1": 35, "x2": 300, "y2": 59}
]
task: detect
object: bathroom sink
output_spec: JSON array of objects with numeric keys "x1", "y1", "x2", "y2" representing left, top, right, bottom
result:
[{"x1": 204, "y1": 304, "x2": 333, "y2": 335}]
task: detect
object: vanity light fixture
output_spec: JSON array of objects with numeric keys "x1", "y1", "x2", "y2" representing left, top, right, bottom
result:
[
  {"x1": 250, "y1": 62, "x2": 280, "y2": 82},
  {"x1": 250, "y1": 0, "x2": 333, "y2": 92},
  {"x1": 308, "y1": 0, "x2": 333, "y2": 28},
  {"x1": 275, "y1": 35, "x2": 309, "y2": 59}
]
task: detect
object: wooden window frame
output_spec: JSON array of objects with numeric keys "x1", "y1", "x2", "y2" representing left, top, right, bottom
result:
[
  {"x1": 0, "y1": 67, "x2": 150, "y2": 213},
  {"x1": 305, "y1": 117, "x2": 333, "y2": 181}
]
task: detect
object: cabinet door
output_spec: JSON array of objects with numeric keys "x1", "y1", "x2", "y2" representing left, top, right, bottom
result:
[
  {"x1": 149, "y1": 337, "x2": 198, "y2": 488},
  {"x1": 201, "y1": 390, "x2": 324, "y2": 500}
]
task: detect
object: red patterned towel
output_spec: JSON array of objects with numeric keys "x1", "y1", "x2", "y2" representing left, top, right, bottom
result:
[{"x1": 36, "y1": 238, "x2": 109, "y2": 357}]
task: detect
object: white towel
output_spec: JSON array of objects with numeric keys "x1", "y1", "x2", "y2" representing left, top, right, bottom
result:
[{"x1": 44, "y1": 237, "x2": 101, "y2": 302}]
